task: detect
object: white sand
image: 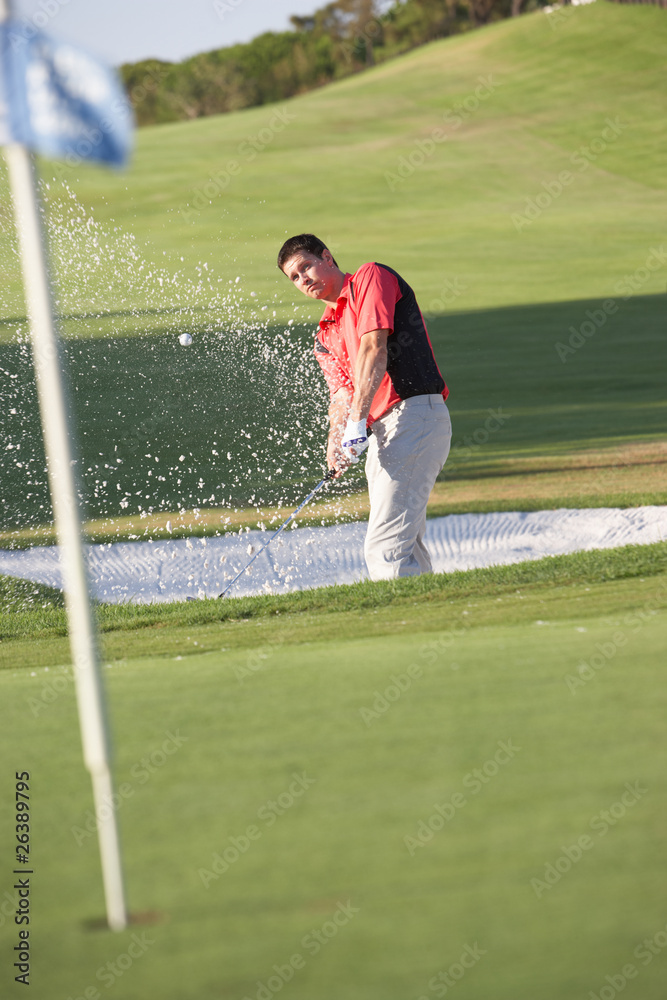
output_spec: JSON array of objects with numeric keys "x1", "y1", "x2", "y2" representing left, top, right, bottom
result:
[{"x1": 0, "y1": 506, "x2": 665, "y2": 604}]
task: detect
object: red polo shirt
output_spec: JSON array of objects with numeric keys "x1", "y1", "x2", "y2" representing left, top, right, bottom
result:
[{"x1": 315, "y1": 262, "x2": 448, "y2": 426}]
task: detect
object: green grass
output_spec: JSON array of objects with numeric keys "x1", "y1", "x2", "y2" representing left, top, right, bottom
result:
[
  {"x1": 0, "y1": 3, "x2": 666, "y2": 530},
  {"x1": 0, "y1": 291, "x2": 663, "y2": 530},
  {"x1": 3, "y1": 2, "x2": 665, "y2": 316},
  {"x1": 2, "y1": 540, "x2": 665, "y2": 667},
  {"x1": 1, "y1": 545, "x2": 666, "y2": 1000}
]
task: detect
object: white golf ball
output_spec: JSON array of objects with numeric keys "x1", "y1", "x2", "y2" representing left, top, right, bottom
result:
[{"x1": 179, "y1": 333, "x2": 193, "y2": 346}]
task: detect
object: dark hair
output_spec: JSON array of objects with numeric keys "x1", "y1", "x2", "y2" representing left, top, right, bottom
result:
[{"x1": 277, "y1": 233, "x2": 338, "y2": 271}]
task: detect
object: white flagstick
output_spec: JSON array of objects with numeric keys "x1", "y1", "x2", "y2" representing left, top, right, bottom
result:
[{"x1": 1, "y1": 90, "x2": 128, "y2": 931}]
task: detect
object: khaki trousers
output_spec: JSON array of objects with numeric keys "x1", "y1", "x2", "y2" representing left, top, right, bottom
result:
[{"x1": 364, "y1": 395, "x2": 452, "y2": 580}]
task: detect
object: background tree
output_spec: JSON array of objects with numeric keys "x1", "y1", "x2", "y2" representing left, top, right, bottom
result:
[
  {"x1": 338, "y1": 0, "x2": 381, "y2": 65},
  {"x1": 121, "y1": 0, "x2": 549, "y2": 126}
]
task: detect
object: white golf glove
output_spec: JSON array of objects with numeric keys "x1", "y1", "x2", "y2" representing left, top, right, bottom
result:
[{"x1": 341, "y1": 418, "x2": 369, "y2": 463}]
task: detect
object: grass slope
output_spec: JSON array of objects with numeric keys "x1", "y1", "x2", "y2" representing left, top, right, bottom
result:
[
  {"x1": 0, "y1": 4, "x2": 665, "y2": 528},
  {"x1": 2, "y1": 2, "x2": 665, "y2": 319}
]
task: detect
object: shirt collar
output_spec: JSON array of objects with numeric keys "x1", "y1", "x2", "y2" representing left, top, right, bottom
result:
[{"x1": 320, "y1": 273, "x2": 353, "y2": 323}]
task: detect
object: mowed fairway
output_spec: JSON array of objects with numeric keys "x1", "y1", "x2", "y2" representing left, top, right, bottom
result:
[
  {"x1": 1, "y1": 2, "x2": 665, "y2": 314},
  {"x1": 1, "y1": 547, "x2": 667, "y2": 1000},
  {"x1": 0, "y1": 3, "x2": 666, "y2": 527}
]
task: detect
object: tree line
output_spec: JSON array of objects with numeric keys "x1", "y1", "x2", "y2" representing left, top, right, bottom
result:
[{"x1": 121, "y1": 0, "x2": 550, "y2": 127}]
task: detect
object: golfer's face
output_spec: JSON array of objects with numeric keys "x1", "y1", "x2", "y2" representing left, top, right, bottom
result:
[{"x1": 283, "y1": 252, "x2": 336, "y2": 301}]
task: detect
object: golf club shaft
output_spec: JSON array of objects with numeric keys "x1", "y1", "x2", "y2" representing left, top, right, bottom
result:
[{"x1": 218, "y1": 470, "x2": 335, "y2": 598}]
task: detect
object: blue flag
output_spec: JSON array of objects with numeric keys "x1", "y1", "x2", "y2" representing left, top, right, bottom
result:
[{"x1": 0, "y1": 19, "x2": 132, "y2": 166}]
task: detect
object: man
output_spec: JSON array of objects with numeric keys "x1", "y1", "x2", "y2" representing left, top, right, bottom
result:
[{"x1": 278, "y1": 233, "x2": 451, "y2": 581}]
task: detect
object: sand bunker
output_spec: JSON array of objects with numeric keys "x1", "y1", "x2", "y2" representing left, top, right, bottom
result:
[{"x1": 0, "y1": 506, "x2": 664, "y2": 604}]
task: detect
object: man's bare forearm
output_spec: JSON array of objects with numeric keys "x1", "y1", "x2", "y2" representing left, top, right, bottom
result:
[
  {"x1": 349, "y1": 330, "x2": 389, "y2": 422},
  {"x1": 329, "y1": 391, "x2": 349, "y2": 435},
  {"x1": 327, "y1": 389, "x2": 351, "y2": 472}
]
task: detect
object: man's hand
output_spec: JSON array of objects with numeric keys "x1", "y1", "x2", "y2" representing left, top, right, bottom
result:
[
  {"x1": 326, "y1": 431, "x2": 349, "y2": 477},
  {"x1": 341, "y1": 418, "x2": 369, "y2": 463}
]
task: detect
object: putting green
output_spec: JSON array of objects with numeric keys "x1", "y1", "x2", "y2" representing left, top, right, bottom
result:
[{"x1": 1, "y1": 571, "x2": 665, "y2": 999}]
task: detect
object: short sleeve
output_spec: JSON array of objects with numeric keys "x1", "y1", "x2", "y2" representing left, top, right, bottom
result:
[{"x1": 352, "y1": 263, "x2": 401, "y2": 337}]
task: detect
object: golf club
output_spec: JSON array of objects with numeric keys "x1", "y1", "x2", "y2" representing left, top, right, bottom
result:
[{"x1": 217, "y1": 469, "x2": 337, "y2": 599}]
